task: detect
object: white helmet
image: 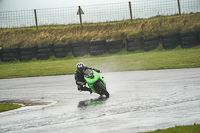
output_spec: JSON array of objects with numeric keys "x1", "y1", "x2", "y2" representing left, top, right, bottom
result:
[{"x1": 76, "y1": 62, "x2": 85, "y2": 72}]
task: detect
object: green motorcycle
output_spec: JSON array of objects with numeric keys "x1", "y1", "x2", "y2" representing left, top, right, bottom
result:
[{"x1": 84, "y1": 69, "x2": 110, "y2": 98}]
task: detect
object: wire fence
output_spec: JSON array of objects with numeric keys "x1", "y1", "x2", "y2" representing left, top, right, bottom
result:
[{"x1": 0, "y1": 0, "x2": 200, "y2": 28}]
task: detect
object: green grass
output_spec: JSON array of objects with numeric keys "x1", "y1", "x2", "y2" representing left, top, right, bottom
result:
[
  {"x1": 0, "y1": 45, "x2": 200, "y2": 79},
  {"x1": 143, "y1": 124, "x2": 200, "y2": 133},
  {"x1": 0, "y1": 103, "x2": 22, "y2": 112}
]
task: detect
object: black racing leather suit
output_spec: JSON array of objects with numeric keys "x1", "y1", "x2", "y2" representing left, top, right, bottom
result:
[{"x1": 74, "y1": 66, "x2": 100, "y2": 92}]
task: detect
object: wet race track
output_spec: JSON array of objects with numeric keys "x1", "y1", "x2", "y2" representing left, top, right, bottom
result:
[{"x1": 0, "y1": 68, "x2": 200, "y2": 133}]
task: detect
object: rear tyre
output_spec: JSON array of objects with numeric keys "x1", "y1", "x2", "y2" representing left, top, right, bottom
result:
[{"x1": 97, "y1": 82, "x2": 110, "y2": 98}]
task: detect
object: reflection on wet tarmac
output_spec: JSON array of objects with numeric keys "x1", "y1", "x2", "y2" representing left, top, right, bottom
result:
[{"x1": 78, "y1": 96, "x2": 108, "y2": 109}]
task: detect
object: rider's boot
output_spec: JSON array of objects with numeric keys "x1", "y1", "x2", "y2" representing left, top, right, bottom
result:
[{"x1": 81, "y1": 87, "x2": 93, "y2": 94}]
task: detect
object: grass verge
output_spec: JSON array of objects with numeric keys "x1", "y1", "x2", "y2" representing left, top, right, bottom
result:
[
  {"x1": 0, "y1": 103, "x2": 22, "y2": 113},
  {"x1": 142, "y1": 124, "x2": 200, "y2": 133},
  {"x1": 0, "y1": 45, "x2": 200, "y2": 79}
]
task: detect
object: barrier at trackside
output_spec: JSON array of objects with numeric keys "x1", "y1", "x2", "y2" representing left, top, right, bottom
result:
[
  {"x1": 72, "y1": 41, "x2": 89, "y2": 57},
  {"x1": 181, "y1": 31, "x2": 199, "y2": 48},
  {"x1": 20, "y1": 46, "x2": 37, "y2": 62},
  {"x1": 162, "y1": 33, "x2": 181, "y2": 50},
  {"x1": 107, "y1": 39, "x2": 124, "y2": 54},
  {"x1": 54, "y1": 44, "x2": 71, "y2": 58},
  {"x1": 1, "y1": 48, "x2": 20, "y2": 62},
  {"x1": 0, "y1": 31, "x2": 199, "y2": 62}
]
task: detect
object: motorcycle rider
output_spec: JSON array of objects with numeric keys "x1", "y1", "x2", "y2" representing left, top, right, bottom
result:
[{"x1": 75, "y1": 62, "x2": 100, "y2": 94}]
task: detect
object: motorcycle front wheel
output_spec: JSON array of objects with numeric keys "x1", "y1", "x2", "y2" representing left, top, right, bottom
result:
[{"x1": 96, "y1": 81, "x2": 110, "y2": 98}]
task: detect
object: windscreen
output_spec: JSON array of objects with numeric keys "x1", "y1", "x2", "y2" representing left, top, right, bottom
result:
[{"x1": 84, "y1": 69, "x2": 94, "y2": 78}]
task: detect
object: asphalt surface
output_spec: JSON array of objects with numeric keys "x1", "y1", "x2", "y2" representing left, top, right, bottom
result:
[{"x1": 0, "y1": 68, "x2": 200, "y2": 133}]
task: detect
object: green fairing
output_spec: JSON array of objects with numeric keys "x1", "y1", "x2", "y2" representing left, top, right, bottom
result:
[{"x1": 84, "y1": 70, "x2": 106, "y2": 93}]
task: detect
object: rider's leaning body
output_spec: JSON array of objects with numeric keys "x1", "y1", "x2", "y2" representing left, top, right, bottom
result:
[{"x1": 74, "y1": 62, "x2": 100, "y2": 94}]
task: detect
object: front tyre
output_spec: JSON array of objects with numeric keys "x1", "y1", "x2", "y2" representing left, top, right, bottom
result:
[{"x1": 97, "y1": 82, "x2": 110, "y2": 98}]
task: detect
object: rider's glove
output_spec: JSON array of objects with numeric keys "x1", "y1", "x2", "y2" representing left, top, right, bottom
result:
[{"x1": 93, "y1": 68, "x2": 100, "y2": 73}]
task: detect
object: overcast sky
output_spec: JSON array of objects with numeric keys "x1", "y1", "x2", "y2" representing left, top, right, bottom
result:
[{"x1": 0, "y1": 0, "x2": 130, "y2": 12}]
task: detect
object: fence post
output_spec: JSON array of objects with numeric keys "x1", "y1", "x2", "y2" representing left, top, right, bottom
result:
[
  {"x1": 177, "y1": 0, "x2": 181, "y2": 15},
  {"x1": 129, "y1": 2, "x2": 133, "y2": 22},
  {"x1": 34, "y1": 9, "x2": 38, "y2": 30},
  {"x1": 78, "y1": 6, "x2": 83, "y2": 30}
]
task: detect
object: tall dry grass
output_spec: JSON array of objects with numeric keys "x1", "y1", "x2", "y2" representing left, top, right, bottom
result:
[{"x1": 0, "y1": 13, "x2": 200, "y2": 48}]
